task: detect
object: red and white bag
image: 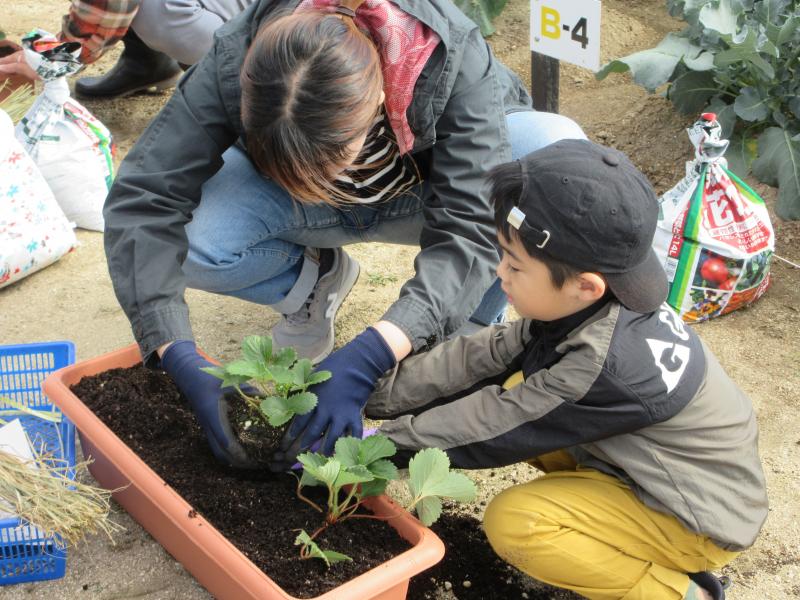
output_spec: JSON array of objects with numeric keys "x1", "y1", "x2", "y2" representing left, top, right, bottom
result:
[
  {"x1": 0, "y1": 108, "x2": 77, "y2": 288},
  {"x1": 652, "y1": 113, "x2": 774, "y2": 323}
]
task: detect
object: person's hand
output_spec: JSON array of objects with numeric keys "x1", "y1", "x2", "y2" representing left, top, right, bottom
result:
[
  {"x1": 160, "y1": 340, "x2": 256, "y2": 469},
  {"x1": 0, "y1": 43, "x2": 39, "y2": 95},
  {"x1": 271, "y1": 327, "x2": 396, "y2": 471}
]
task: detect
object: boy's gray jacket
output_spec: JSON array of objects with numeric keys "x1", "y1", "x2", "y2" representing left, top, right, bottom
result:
[
  {"x1": 370, "y1": 302, "x2": 768, "y2": 550},
  {"x1": 103, "y1": 0, "x2": 530, "y2": 364}
]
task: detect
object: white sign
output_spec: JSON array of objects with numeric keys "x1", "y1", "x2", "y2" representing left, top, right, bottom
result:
[{"x1": 531, "y1": 0, "x2": 602, "y2": 71}]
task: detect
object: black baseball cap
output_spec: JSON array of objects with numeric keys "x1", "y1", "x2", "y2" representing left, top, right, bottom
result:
[{"x1": 505, "y1": 139, "x2": 668, "y2": 314}]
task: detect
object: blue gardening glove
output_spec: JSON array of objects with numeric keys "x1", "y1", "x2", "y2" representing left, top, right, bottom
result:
[
  {"x1": 271, "y1": 327, "x2": 396, "y2": 471},
  {"x1": 160, "y1": 340, "x2": 257, "y2": 469}
]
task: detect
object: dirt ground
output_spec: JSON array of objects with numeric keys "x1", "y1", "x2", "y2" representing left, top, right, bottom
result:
[{"x1": 2, "y1": 0, "x2": 799, "y2": 598}]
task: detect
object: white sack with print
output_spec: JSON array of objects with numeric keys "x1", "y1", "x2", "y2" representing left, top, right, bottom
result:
[
  {"x1": 15, "y1": 31, "x2": 114, "y2": 231},
  {"x1": 0, "y1": 108, "x2": 77, "y2": 288}
]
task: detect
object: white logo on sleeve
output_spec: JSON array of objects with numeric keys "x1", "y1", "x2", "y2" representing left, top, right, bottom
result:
[
  {"x1": 646, "y1": 338, "x2": 690, "y2": 393},
  {"x1": 647, "y1": 306, "x2": 691, "y2": 393}
]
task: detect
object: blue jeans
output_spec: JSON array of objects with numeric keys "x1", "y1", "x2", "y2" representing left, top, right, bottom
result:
[{"x1": 183, "y1": 111, "x2": 586, "y2": 319}]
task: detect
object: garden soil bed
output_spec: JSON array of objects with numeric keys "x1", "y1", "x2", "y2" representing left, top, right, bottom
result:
[
  {"x1": 70, "y1": 365, "x2": 411, "y2": 599},
  {"x1": 70, "y1": 364, "x2": 545, "y2": 600}
]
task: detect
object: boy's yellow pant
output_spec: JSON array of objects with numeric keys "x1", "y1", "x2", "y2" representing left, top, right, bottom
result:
[{"x1": 482, "y1": 451, "x2": 738, "y2": 600}]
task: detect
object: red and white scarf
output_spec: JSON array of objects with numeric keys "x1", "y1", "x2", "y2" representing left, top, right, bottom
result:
[{"x1": 295, "y1": 0, "x2": 440, "y2": 154}]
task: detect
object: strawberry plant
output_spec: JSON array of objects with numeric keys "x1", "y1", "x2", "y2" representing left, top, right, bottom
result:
[
  {"x1": 201, "y1": 336, "x2": 330, "y2": 460},
  {"x1": 597, "y1": 0, "x2": 800, "y2": 219},
  {"x1": 295, "y1": 435, "x2": 476, "y2": 565}
]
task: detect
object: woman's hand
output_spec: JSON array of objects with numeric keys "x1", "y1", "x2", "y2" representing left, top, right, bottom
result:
[
  {"x1": 270, "y1": 326, "x2": 398, "y2": 471},
  {"x1": 0, "y1": 42, "x2": 39, "y2": 100}
]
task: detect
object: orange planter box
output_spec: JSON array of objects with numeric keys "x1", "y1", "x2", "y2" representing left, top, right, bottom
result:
[{"x1": 43, "y1": 344, "x2": 445, "y2": 600}]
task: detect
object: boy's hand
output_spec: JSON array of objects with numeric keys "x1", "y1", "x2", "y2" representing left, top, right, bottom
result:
[{"x1": 271, "y1": 327, "x2": 396, "y2": 470}]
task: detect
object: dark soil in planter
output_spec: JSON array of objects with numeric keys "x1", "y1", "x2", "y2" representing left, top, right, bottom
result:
[
  {"x1": 71, "y1": 364, "x2": 558, "y2": 600},
  {"x1": 71, "y1": 365, "x2": 411, "y2": 598},
  {"x1": 228, "y1": 400, "x2": 285, "y2": 465}
]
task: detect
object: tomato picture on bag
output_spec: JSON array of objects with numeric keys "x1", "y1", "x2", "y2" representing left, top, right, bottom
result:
[{"x1": 692, "y1": 249, "x2": 742, "y2": 291}]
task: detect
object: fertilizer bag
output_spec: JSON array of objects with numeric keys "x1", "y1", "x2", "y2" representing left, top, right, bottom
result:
[
  {"x1": 0, "y1": 108, "x2": 77, "y2": 288},
  {"x1": 15, "y1": 31, "x2": 114, "y2": 231},
  {"x1": 652, "y1": 113, "x2": 774, "y2": 323}
]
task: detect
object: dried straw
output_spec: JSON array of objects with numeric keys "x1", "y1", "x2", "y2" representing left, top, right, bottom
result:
[
  {"x1": 0, "y1": 80, "x2": 34, "y2": 123},
  {"x1": 0, "y1": 448, "x2": 125, "y2": 548}
]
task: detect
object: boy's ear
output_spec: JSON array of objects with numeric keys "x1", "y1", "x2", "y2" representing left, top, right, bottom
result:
[{"x1": 575, "y1": 272, "x2": 607, "y2": 301}]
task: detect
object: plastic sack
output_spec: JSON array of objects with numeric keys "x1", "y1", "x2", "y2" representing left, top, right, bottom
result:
[
  {"x1": 15, "y1": 31, "x2": 114, "y2": 231},
  {"x1": 0, "y1": 108, "x2": 77, "y2": 288},
  {"x1": 653, "y1": 113, "x2": 774, "y2": 323}
]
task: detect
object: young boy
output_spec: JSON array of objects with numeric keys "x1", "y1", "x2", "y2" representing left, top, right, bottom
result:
[{"x1": 365, "y1": 140, "x2": 768, "y2": 600}]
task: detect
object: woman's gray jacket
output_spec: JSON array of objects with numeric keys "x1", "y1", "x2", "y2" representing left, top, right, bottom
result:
[{"x1": 103, "y1": 0, "x2": 531, "y2": 364}]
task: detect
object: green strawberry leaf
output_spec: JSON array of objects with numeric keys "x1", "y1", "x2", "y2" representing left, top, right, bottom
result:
[
  {"x1": 273, "y1": 347, "x2": 297, "y2": 368},
  {"x1": 291, "y1": 358, "x2": 314, "y2": 388},
  {"x1": 367, "y1": 458, "x2": 398, "y2": 482},
  {"x1": 286, "y1": 391, "x2": 317, "y2": 416},
  {"x1": 259, "y1": 396, "x2": 292, "y2": 427},
  {"x1": 322, "y1": 550, "x2": 353, "y2": 565},
  {"x1": 334, "y1": 464, "x2": 374, "y2": 488},
  {"x1": 242, "y1": 335, "x2": 272, "y2": 365},
  {"x1": 408, "y1": 448, "x2": 477, "y2": 522},
  {"x1": 199, "y1": 366, "x2": 250, "y2": 389},
  {"x1": 358, "y1": 434, "x2": 396, "y2": 465},
  {"x1": 266, "y1": 365, "x2": 294, "y2": 386},
  {"x1": 226, "y1": 358, "x2": 267, "y2": 380},
  {"x1": 333, "y1": 437, "x2": 361, "y2": 468},
  {"x1": 415, "y1": 496, "x2": 443, "y2": 527},
  {"x1": 359, "y1": 478, "x2": 388, "y2": 498},
  {"x1": 306, "y1": 370, "x2": 332, "y2": 386}
]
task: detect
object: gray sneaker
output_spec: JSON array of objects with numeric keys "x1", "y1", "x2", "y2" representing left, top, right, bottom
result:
[{"x1": 272, "y1": 248, "x2": 360, "y2": 364}]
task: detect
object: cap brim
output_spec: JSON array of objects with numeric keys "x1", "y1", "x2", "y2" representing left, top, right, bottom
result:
[{"x1": 604, "y1": 249, "x2": 669, "y2": 314}]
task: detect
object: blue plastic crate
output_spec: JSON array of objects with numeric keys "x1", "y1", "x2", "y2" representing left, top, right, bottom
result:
[{"x1": 0, "y1": 342, "x2": 76, "y2": 585}]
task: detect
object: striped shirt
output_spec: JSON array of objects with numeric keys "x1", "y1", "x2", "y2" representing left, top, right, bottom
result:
[{"x1": 334, "y1": 108, "x2": 420, "y2": 204}]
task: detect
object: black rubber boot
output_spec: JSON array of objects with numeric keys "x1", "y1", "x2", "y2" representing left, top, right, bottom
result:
[
  {"x1": 75, "y1": 30, "x2": 182, "y2": 98},
  {"x1": 688, "y1": 572, "x2": 731, "y2": 600}
]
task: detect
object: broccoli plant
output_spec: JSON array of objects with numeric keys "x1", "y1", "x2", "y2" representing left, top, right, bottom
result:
[
  {"x1": 294, "y1": 434, "x2": 476, "y2": 565},
  {"x1": 597, "y1": 0, "x2": 800, "y2": 218},
  {"x1": 201, "y1": 335, "x2": 331, "y2": 428}
]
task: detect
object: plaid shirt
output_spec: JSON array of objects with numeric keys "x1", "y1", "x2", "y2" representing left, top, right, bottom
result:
[{"x1": 60, "y1": 0, "x2": 140, "y2": 64}]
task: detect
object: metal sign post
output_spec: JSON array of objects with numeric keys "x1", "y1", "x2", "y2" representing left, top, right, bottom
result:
[{"x1": 531, "y1": 0, "x2": 602, "y2": 113}]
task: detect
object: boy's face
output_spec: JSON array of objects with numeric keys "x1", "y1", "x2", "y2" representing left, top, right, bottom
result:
[{"x1": 496, "y1": 231, "x2": 605, "y2": 321}]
